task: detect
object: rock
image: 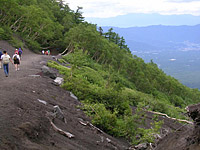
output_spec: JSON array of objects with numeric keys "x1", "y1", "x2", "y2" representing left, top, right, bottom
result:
[
  {"x1": 28, "y1": 75, "x2": 41, "y2": 77},
  {"x1": 51, "y1": 56, "x2": 58, "y2": 61},
  {"x1": 55, "y1": 54, "x2": 62, "y2": 60},
  {"x1": 41, "y1": 65, "x2": 50, "y2": 72},
  {"x1": 37, "y1": 99, "x2": 47, "y2": 105},
  {"x1": 40, "y1": 61, "x2": 47, "y2": 65},
  {"x1": 106, "y1": 138, "x2": 111, "y2": 143},
  {"x1": 41, "y1": 65, "x2": 57, "y2": 79},
  {"x1": 134, "y1": 143, "x2": 148, "y2": 150},
  {"x1": 53, "y1": 105, "x2": 66, "y2": 123},
  {"x1": 128, "y1": 147, "x2": 136, "y2": 150},
  {"x1": 54, "y1": 77, "x2": 64, "y2": 85},
  {"x1": 187, "y1": 103, "x2": 200, "y2": 142},
  {"x1": 187, "y1": 103, "x2": 200, "y2": 125},
  {"x1": 70, "y1": 92, "x2": 78, "y2": 100}
]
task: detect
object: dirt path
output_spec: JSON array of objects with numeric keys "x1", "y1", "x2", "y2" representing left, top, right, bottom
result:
[
  {"x1": 0, "y1": 41, "x2": 53, "y2": 149},
  {"x1": 0, "y1": 41, "x2": 130, "y2": 150}
]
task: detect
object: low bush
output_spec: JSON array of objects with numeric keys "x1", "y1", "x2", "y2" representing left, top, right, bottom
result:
[{"x1": 0, "y1": 26, "x2": 12, "y2": 40}]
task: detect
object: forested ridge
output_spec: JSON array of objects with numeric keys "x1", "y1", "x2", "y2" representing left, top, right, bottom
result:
[{"x1": 1, "y1": 0, "x2": 200, "y2": 146}]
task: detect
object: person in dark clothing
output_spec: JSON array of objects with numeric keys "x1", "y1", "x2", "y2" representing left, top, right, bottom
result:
[
  {"x1": 12, "y1": 52, "x2": 20, "y2": 71},
  {"x1": 18, "y1": 48, "x2": 23, "y2": 58},
  {"x1": 0, "y1": 50, "x2": 3, "y2": 69}
]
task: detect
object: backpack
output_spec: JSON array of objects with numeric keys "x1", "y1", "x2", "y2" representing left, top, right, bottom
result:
[
  {"x1": 14, "y1": 55, "x2": 18, "y2": 61},
  {"x1": 19, "y1": 51, "x2": 22, "y2": 55},
  {"x1": 2, "y1": 55, "x2": 10, "y2": 64}
]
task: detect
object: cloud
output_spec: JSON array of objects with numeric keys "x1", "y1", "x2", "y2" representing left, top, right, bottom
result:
[
  {"x1": 65, "y1": 0, "x2": 200, "y2": 18},
  {"x1": 166, "y1": 0, "x2": 198, "y2": 2}
]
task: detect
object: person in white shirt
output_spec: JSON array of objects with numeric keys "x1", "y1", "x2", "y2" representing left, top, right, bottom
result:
[
  {"x1": 12, "y1": 52, "x2": 20, "y2": 71},
  {"x1": 1, "y1": 51, "x2": 13, "y2": 77}
]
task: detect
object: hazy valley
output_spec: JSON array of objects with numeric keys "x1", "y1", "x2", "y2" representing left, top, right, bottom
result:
[{"x1": 103, "y1": 25, "x2": 200, "y2": 89}]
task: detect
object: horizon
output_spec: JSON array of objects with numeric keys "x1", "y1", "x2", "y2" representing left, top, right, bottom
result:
[
  {"x1": 85, "y1": 13, "x2": 200, "y2": 28},
  {"x1": 99, "y1": 23, "x2": 200, "y2": 28}
]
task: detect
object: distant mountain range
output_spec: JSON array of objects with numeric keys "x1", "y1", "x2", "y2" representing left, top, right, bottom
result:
[
  {"x1": 102, "y1": 24, "x2": 200, "y2": 52},
  {"x1": 101, "y1": 24, "x2": 200, "y2": 89},
  {"x1": 86, "y1": 13, "x2": 200, "y2": 27}
]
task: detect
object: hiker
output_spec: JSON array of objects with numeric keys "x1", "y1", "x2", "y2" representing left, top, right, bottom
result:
[
  {"x1": 1, "y1": 51, "x2": 13, "y2": 77},
  {"x1": 45, "y1": 51, "x2": 48, "y2": 55},
  {"x1": 42, "y1": 50, "x2": 45, "y2": 55},
  {"x1": 15, "y1": 49, "x2": 19, "y2": 54},
  {"x1": 0, "y1": 50, "x2": 3, "y2": 69},
  {"x1": 12, "y1": 52, "x2": 20, "y2": 71},
  {"x1": 18, "y1": 48, "x2": 23, "y2": 58},
  {"x1": 47, "y1": 49, "x2": 50, "y2": 55}
]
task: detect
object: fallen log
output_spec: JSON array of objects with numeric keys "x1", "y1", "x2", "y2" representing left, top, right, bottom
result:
[
  {"x1": 79, "y1": 120, "x2": 87, "y2": 126},
  {"x1": 148, "y1": 110, "x2": 193, "y2": 125},
  {"x1": 50, "y1": 120, "x2": 74, "y2": 138},
  {"x1": 79, "y1": 120, "x2": 103, "y2": 134},
  {"x1": 46, "y1": 105, "x2": 74, "y2": 139},
  {"x1": 60, "y1": 42, "x2": 71, "y2": 55},
  {"x1": 78, "y1": 119, "x2": 128, "y2": 149}
]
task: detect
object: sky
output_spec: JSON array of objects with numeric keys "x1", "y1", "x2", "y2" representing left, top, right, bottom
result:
[{"x1": 64, "y1": 0, "x2": 200, "y2": 18}]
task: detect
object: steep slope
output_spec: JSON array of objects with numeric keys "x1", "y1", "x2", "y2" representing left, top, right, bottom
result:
[
  {"x1": 0, "y1": 41, "x2": 130, "y2": 150},
  {"x1": 154, "y1": 104, "x2": 200, "y2": 150},
  {"x1": 1, "y1": 40, "x2": 200, "y2": 150}
]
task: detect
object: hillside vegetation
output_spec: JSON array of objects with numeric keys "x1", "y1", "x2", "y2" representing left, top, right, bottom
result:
[{"x1": 1, "y1": 0, "x2": 200, "y2": 145}]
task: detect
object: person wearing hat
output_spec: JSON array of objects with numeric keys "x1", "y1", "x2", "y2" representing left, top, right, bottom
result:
[
  {"x1": 15, "y1": 49, "x2": 19, "y2": 54},
  {"x1": 12, "y1": 52, "x2": 20, "y2": 71}
]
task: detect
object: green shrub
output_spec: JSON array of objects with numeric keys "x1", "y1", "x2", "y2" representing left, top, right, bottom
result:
[
  {"x1": 170, "y1": 95, "x2": 185, "y2": 107},
  {"x1": 62, "y1": 49, "x2": 91, "y2": 67},
  {"x1": 48, "y1": 50, "x2": 189, "y2": 145},
  {"x1": 151, "y1": 99, "x2": 169, "y2": 113},
  {"x1": 78, "y1": 66, "x2": 106, "y2": 86},
  {"x1": 0, "y1": 28, "x2": 5, "y2": 40},
  {"x1": 58, "y1": 58, "x2": 68, "y2": 64},
  {"x1": 48, "y1": 61, "x2": 71, "y2": 76},
  {"x1": 9, "y1": 37, "x2": 24, "y2": 49},
  {"x1": 25, "y1": 39, "x2": 41, "y2": 52},
  {"x1": 0, "y1": 26, "x2": 12, "y2": 40},
  {"x1": 62, "y1": 76, "x2": 92, "y2": 100},
  {"x1": 83, "y1": 103, "x2": 118, "y2": 134},
  {"x1": 135, "y1": 120, "x2": 163, "y2": 144},
  {"x1": 83, "y1": 102, "x2": 162, "y2": 145}
]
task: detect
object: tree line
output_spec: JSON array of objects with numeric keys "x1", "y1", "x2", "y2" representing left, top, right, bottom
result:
[
  {"x1": 0, "y1": 0, "x2": 84, "y2": 50},
  {"x1": 63, "y1": 23, "x2": 200, "y2": 108},
  {"x1": 0, "y1": 0, "x2": 130, "y2": 53}
]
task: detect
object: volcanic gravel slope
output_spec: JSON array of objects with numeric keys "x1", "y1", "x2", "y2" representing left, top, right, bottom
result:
[{"x1": 0, "y1": 40, "x2": 200, "y2": 150}]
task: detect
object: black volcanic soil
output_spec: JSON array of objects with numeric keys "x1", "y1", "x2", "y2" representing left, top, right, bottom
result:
[{"x1": 0, "y1": 40, "x2": 200, "y2": 150}]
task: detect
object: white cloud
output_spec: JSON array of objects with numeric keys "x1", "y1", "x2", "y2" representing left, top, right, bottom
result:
[
  {"x1": 64, "y1": 0, "x2": 200, "y2": 18},
  {"x1": 166, "y1": 0, "x2": 198, "y2": 2}
]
